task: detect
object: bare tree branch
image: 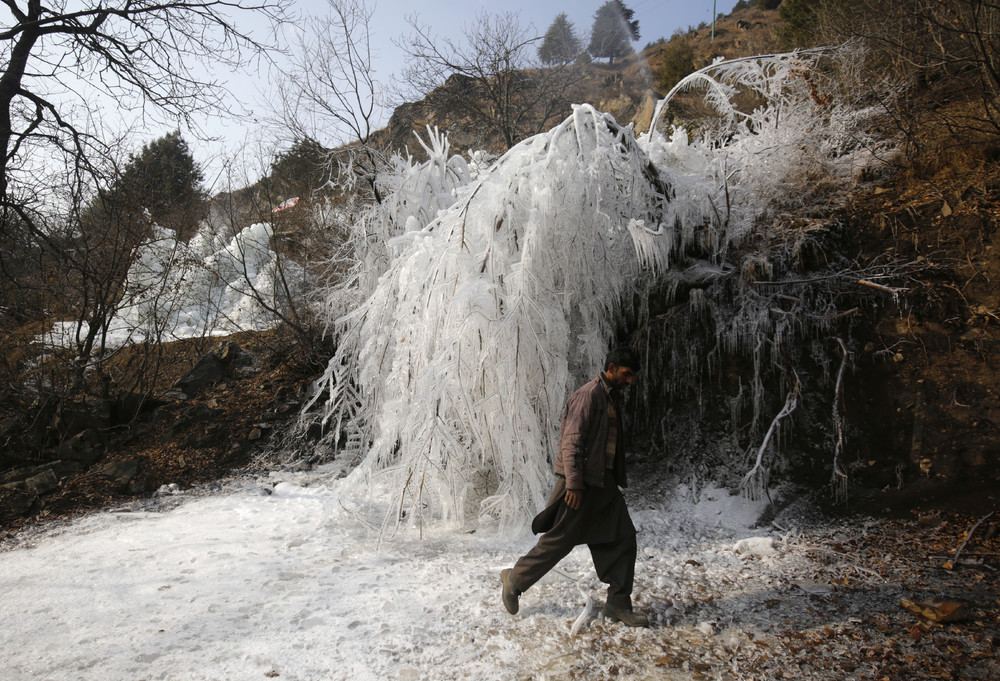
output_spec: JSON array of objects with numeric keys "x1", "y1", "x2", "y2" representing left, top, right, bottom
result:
[
  {"x1": 396, "y1": 10, "x2": 586, "y2": 151},
  {"x1": 0, "y1": 0, "x2": 290, "y2": 225},
  {"x1": 271, "y1": 0, "x2": 387, "y2": 203}
]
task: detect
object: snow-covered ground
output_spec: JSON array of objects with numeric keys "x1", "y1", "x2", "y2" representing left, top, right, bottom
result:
[
  {"x1": 7, "y1": 454, "x2": 1000, "y2": 681},
  {"x1": 3, "y1": 456, "x2": 999, "y2": 681},
  {"x1": 0, "y1": 453, "x2": 774, "y2": 681}
]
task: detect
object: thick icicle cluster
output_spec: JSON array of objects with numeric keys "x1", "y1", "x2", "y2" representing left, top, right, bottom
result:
[
  {"x1": 305, "y1": 46, "x2": 895, "y2": 532},
  {"x1": 307, "y1": 107, "x2": 687, "y2": 532}
]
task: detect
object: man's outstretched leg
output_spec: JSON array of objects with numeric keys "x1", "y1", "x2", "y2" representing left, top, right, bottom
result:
[
  {"x1": 501, "y1": 525, "x2": 576, "y2": 615},
  {"x1": 590, "y1": 534, "x2": 648, "y2": 627}
]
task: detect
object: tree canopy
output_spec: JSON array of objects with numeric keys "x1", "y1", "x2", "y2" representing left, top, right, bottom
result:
[
  {"x1": 119, "y1": 131, "x2": 206, "y2": 241},
  {"x1": 0, "y1": 0, "x2": 287, "y2": 237},
  {"x1": 538, "y1": 13, "x2": 582, "y2": 65},
  {"x1": 266, "y1": 137, "x2": 330, "y2": 202},
  {"x1": 80, "y1": 130, "x2": 206, "y2": 251},
  {"x1": 588, "y1": 0, "x2": 640, "y2": 63}
]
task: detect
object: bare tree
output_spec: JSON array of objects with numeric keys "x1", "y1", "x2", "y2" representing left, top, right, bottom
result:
[
  {"x1": 397, "y1": 11, "x2": 586, "y2": 151},
  {"x1": 0, "y1": 0, "x2": 289, "y2": 240},
  {"x1": 820, "y1": 0, "x2": 1000, "y2": 144},
  {"x1": 0, "y1": 0, "x2": 289, "y2": 410},
  {"x1": 273, "y1": 0, "x2": 388, "y2": 203}
]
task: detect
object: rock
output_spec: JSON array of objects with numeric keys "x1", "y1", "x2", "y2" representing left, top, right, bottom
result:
[
  {"x1": 171, "y1": 342, "x2": 254, "y2": 397},
  {"x1": 632, "y1": 89, "x2": 660, "y2": 133},
  {"x1": 24, "y1": 468, "x2": 60, "y2": 495},
  {"x1": 172, "y1": 353, "x2": 227, "y2": 397},
  {"x1": 0, "y1": 486, "x2": 36, "y2": 519},
  {"x1": 156, "y1": 483, "x2": 182, "y2": 496},
  {"x1": 57, "y1": 429, "x2": 103, "y2": 466},
  {"x1": 49, "y1": 396, "x2": 113, "y2": 443},
  {"x1": 1, "y1": 460, "x2": 82, "y2": 486},
  {"x1": 216, "y1": 340, "x2": 253, "y2": 367},
  {"x1": 94, "y1": 458, "x2": 140, "y2": 484},
  {"x1": 114, "y1": 392, "x2": 165, "y2": 423}
]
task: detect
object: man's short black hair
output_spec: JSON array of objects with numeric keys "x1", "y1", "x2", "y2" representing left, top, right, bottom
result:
[{"x1": 605, "y1": 347, "x2": 640, "y2": 372}]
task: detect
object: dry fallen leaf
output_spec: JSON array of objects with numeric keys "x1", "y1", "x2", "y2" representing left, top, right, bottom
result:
[{"x1": 900, "y1": 598, "x2": 969, "y2": 623}]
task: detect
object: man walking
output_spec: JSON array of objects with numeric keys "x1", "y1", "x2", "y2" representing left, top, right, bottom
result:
[{"x1": 501, "y1": 348, "x2": 648, "y2": 627}]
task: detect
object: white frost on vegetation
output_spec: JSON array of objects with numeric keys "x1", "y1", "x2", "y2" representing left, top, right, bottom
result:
[
  {"x1": 304, "y1": 46, "x2": 894, "y2": 533},
  {"x1": 44, "y1": 221, "x2": 302, "y2": 350}
]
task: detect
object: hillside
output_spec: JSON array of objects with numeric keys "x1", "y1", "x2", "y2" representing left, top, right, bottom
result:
[
  {"x1": 2, "y1": 1, "x2": 999, "y2": 537},
  {"x1": 378, "y1": 4, "x2": 786, "y2": 157}
]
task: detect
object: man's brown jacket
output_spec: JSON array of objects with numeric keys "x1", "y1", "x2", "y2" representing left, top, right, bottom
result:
[{"x1": 553, "y1": 375, "x2": 628, "y2": 490}]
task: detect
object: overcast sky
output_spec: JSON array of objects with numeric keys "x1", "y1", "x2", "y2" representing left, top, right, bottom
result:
[{"x1": 189, "y1": 0, "x2": 740, "y2": 188}]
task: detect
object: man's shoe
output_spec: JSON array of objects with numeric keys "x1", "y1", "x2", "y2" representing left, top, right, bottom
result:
[
  {"x1": 500, "y1": 568, "x2": 520, "y2": 615},
  {"x1": 603, "y1": 603, "x2": 649, "y2": 627}
]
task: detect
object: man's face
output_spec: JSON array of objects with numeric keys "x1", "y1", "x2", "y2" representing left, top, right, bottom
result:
[{"x1": 604, "y1": 363, "x2": 637, "y2": 389}]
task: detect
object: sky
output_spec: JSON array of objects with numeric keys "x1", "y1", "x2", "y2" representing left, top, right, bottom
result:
[{"x1": 191, "y1": 0, "x2": 741, "y2": 189}]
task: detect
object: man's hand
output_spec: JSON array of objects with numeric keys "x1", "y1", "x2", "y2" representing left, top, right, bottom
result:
[{"x1": 564, "y1": 489, "x2": 583, "y2": 510}]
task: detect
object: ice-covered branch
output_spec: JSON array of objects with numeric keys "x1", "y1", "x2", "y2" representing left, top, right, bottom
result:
[
  {"x1": 298, "y1": 43, "x2": 899, "y2": 533},
  {"x1": 740, "y1": 373, "x2": 801, "y2": 501}
]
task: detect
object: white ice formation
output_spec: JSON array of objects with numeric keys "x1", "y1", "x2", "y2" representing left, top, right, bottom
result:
[{"x1": 303, "y1": 46, "x2": 895, "y2": 533}]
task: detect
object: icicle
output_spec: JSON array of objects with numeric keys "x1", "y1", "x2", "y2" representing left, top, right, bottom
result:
[{"x1": 830, "y1": 338, "x2": 851, "y2": 504}]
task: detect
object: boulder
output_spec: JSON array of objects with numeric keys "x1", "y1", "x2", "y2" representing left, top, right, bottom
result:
[
  {"x1": 0, "y1": 460, "x2": 82, "y2": 486},
  {"x1": 24, "y1": 468, "x2": 59, "y2": 495},
  {"x1": 48, "y1": 395, "x2": 113, "y2": 444},
  {"x1": 94, "y1": 458, "x2": 140, "y2": 484},
  {"x1": 216, "y1": 340, "x2": 253, "y2": 367},
  {"x1": 172, "y1": 353, "x2": 227, "y2": 397},
  {"x1": 57, "y1": 429, "x2": 103, "y2": 466},
  {"x1": 170, "y1": 342, "x2": 255, "y2": 397}
]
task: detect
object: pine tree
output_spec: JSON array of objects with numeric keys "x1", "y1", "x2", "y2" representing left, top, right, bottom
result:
[
  {"x1": 588, "y1": 0, "x2": 640, "y2": 63},
  {"x1": 539, "y1": 13, "x2": 582, "y2": 65},
  {"x1": 266, "y1": 137, "x2": 330, "y2": 201},
  {"x1": 118, "y1": 131, "x2": 207, "y2": 241},
  {"x1": 82, "y1": 130, "x2": 206, "y2": 243}
]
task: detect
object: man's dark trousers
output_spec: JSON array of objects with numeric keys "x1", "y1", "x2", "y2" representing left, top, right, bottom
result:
[{"x1": 510, "y1": 470, "x2": 637, "y2": 609}]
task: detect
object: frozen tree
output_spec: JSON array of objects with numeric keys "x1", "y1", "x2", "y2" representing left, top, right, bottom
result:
[
  {"x1": 45, "y1": 219, "x2": 307, "y2": 350},
  {"x1": 306, "y1": 111, "x2": 674, "y2": 535},
  {"x1": 303, "y1": 45, "x2": 898, "y2": 534}
]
